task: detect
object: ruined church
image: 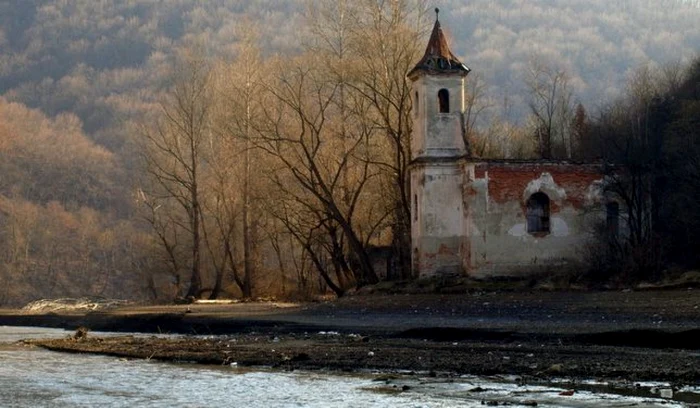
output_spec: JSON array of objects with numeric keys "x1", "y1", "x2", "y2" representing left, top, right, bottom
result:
[{"x1": 409, "y1": 13, "x2": 613, "y2": 278}]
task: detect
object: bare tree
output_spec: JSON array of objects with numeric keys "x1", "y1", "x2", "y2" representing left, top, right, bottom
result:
[
  {"x1": 141, "y1": 53, "x2": 212, "y2": 299},
  {"x1": 267, "y1": 197, "x2": 347, "y2": 297},
  {"x1": 255, "y1": 54, "x2": 382, "y2": 290},
  {"x1": 570, "y1": 102, "x2": 589, "y2": 159},
  {"x1": 591, "y1": 64, "x2": 678, "y2": 280},
  {"x1": 346, "y1": 0, "x2": 430, "y2": 278},
  {"x1": 463, "y1": 73, "x2": 495, "y2": 157},
  {"x1": 206, "y1": 27, "x2": 265, "y2": 299},
  {"x1": 525, "y1": 58, "x2": 574, "y2": 159}
]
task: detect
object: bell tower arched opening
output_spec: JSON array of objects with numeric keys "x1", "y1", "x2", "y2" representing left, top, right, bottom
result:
[{"x1": 438, "y1": 89, "x2": 450, "y2": 113}]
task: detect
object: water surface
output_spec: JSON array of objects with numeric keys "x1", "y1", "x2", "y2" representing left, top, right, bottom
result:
[{"x1": 0, "y1": 326, "x2": 691, "y2": 408}]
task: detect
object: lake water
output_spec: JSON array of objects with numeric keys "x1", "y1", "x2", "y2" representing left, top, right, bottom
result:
[{"x1": 0, "y1": 326, "x2": 693, "y2": 408}]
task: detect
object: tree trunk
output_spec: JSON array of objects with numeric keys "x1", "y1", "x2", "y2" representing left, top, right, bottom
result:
[
  {"x1": 185, "y1": 187, "x2": 202, "y2": 298},
  {"x1": 242, "y1": 106, "x2": 253, "y2": 299}
]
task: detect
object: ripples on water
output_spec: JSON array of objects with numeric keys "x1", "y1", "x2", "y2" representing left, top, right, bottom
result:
[
  {"x1": 1, "y1": 347, "x2": 438, "y2": 408},
  {"x1": 0, "y1": 326, "x2": 691, "y2": 408}
]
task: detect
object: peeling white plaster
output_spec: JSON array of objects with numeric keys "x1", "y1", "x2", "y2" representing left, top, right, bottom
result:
[
  {"x1": 551, "y1": 217, "x2": 569, "y2": 237},
  {"x1": 472, "y1": 176, "x2": 489, "y2": 191},
  {"x1": 585, "y1": 178, "x2": 605, "y2": 206},
  {"x1": 472, "y1": 172, "x2": 489, "y2": 212},
  {"x1": 466, "y1": 218, "x2": 481, "y2": 237},
  {"x1": 524, "y1": 172, "x2": 566, "y2": 202},
  {"x1": 508, "y1": 223, "x2": 527, "y2": 237}
]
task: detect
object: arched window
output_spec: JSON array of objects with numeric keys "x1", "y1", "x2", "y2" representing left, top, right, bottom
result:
[
  {"x1": 413, "y1": 194, "x2": 418, "y2": 222},
  {"x1": 413, "y1": 194, "x2": 418, "y2": 221},
  {"x1": 526, "y1": 192, "x2": 550, "y2": 234},
  {"x1": 414, "y1": 91, "x2": 419, "y2": 117},
  {"x1": 606, "y1": 201, "x2": 620, "y2": 236},
  {"x1": 438, "y1": 89, "x2": 450, "y2": 113}
]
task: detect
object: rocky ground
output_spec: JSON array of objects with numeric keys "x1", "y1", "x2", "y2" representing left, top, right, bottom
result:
[{"x1": 3, "y1": 289, "x2": 700, "y2": 388}]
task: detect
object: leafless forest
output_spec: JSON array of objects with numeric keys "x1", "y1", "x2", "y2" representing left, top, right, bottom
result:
[{"x1": 0, "y1": 0, "x2": 698, "y2": 305}]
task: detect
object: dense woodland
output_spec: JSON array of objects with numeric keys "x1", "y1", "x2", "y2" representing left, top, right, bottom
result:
[{"x1": 0, "y1": 1, "x2": 699, "y2": 305}]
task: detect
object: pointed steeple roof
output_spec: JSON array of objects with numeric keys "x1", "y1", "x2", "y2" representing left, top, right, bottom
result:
[{"x1": 408, "y1": 8, "x2": 470, "y2": 80}]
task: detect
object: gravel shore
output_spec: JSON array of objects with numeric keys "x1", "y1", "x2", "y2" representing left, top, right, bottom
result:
[{"x1": 4, "y1": 290, "x2": 700, "y2": 385}]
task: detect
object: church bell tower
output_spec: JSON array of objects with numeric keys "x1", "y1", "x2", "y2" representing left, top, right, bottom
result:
[{"x1": 409, "y1": 9, "x2": 471, "y2": 277}]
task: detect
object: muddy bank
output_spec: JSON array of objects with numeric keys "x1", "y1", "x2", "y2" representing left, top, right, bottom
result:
[
  {"x1": 5, "y1": 290, "x2": 700, "y2": 386},
  {"x1": 28, "y1": 330, "x2": 700, "y2": 385},
  {"x1": 3, "y1": 290, "x2": 699, "y2": 335}
]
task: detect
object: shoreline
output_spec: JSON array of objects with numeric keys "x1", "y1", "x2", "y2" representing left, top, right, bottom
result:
[
  {"x1": 12, "y1": 333, "x2": 700, "y2": 406},
  {"x1": 3, "y1": 290, "x2": 699, "y2": 385},
  {"x1": 24, "y1": 329, "x2": 700, "y2": 385}
]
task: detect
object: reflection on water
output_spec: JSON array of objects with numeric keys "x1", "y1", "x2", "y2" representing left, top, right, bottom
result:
[
  {"x1": 0, "y1": 326, "x2": 692, "y2": 408},
  {"x1": 1, "y1": 347, "x2": 432, "y2": 408},
  {"x1": 0, "y1": 326, "x2": 75, "y2": 343}
]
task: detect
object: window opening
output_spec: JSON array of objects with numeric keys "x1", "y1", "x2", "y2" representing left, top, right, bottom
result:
[
  {"x1": 606, "y1": 201, "x2": 620, "y2": 236},
  {"x1": 526, "y1": 192, "x2": 550, "y2": 234},
  {"x1": 414, "y1": 91, "x2": 419, "y2": 117},
  {"x1": 413, "y1": 194, "x2": 418, "y2": 222},
  {"x1": 438, "y1": 89, "x2": 450, "y2": 113}
]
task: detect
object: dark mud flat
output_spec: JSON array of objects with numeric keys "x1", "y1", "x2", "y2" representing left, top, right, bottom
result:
[
  {"x1": 5, "y1": 290, "x2": 700, "y2": 386},
  {"x1": 28, "y1": 330, "x2": 700, "y2": 385}
]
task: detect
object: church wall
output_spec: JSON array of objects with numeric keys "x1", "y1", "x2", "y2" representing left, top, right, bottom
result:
[
  {"x1": 463, "y1": 161, "x2": 606, "y2": 277},
  {"x1": 407, "y1": 15, "x2": 613, "y2": 280},
  {"x1": 411, "y1": 162, "x2": 466, "y2": 277}
]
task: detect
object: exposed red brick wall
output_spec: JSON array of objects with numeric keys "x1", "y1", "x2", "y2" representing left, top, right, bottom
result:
[{"x1": 473, "y1": 162, "x2": 602, "y2": 209}]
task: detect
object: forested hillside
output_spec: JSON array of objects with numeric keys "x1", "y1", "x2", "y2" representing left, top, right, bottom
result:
[
  {"x1": 0, "y1": 0, "x2": 698, "y2": 305},
  {"x1": 442, "y1": 0, "x2": 700, "y2": 121},
  {"x1": 2, "y1": 0, "x2": 698, "y2": 148}
]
